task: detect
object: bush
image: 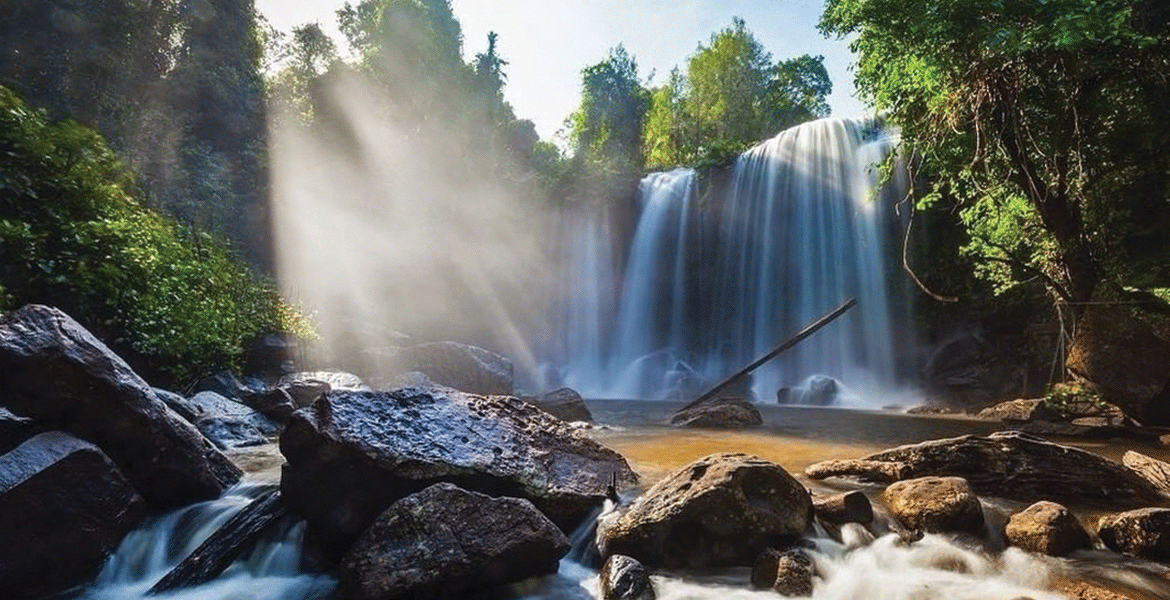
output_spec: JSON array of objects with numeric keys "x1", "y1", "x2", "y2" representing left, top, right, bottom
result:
[{"x1": 0, "y1": 86, "x2": 313, "y2": 383}]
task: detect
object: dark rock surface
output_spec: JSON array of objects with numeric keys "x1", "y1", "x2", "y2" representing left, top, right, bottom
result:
[
  {"x1": 598, "y1": 453, "x2": 812, "y2": 569},
  {"x1": 365, "y1": 341, "x2": 514, "y2": 395},
  {"x1": 524, "y1": 387, "x2": 593, "y2": 423},
  {"x1": 194, "y1": 370, "x2": 254, "y2": 400},
  {"x1": 813, "y1": 490, "x2": 874, "y2": 526},
  {"x1": 240, "y1": 387, "x2": 297, "y2": 424},
  {"x1": 337, "y1": 483, "x2": 569, "y2": 600},
  {"x1": 176, "y1": 391, "x2": 279, "y2": 450},
  {"x1": 882, "y1": 476, "x2": 985, "y2": 535},
  {"x1": 670, "y1": 397, "x2": 762, "y2": 428},
  {"x1": 599, "y1": 554, "x2": 655, "y2": 600},
  {"x1": 0, "y1": 432, "x2": 146, "y2": 599},
  {"x1": 805, "y1": 431, "x2": 1166, "y2": 509},
  {"x1": 280, "y1": 388, "x2": 635, "y2": 560},
  {"x1": 751, "y1": 548, "x2": 815, "y2": 596},
  {"x1": 1067, "y1": 305, "x2": 1170, "y2": 425},
  {"x1": 1098, "y1": 508, "x2": 1170, "y2": 562},
  {"x1": 0, "y1": 305, "x2": 241, "y2": 508},
  {"x1": 0, "y1": 407, "x2": 39, "y2": 455},
  {"x1": 1004, "y1": 501, "x2": 1090, "y2": 556}
]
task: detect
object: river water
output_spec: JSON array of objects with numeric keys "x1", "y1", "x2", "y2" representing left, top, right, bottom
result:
[{"x1": 79, "y1": 401, "x2": 1170, "y2": 600}]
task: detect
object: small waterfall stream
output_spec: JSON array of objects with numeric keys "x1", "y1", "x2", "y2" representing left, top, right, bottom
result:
[
  {"x1": 560, "y1": 117, "x2": 913, "y2": 404},
  {"x1": 79, "y1": 483, "x2": 335, "y2": 600}
]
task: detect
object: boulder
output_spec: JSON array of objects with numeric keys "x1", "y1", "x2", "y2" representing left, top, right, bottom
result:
[
  {"x1": 813, "y1": 490, "x2": 874, "y2": 526},
  {"x1": 976, "y1": 399, "x2": 1060, "y2": 423},
  {"x1": 1067, "y1": 305, "x2": 1170, "y2": 425},
  {"x1": 751, "y1": 548, "x2": 815, "y2": 597},
  {"x1": 0, "y1": 407, "x2": 38, "y2": 455},
  {"x1": 243, "y1": 332, "x2": 296, "y2": 377},
  {"x1": 1123, "y1": 451, "x2": 1170, "y2": 496},
  {"x1": 0, "y1": 305, "x2": 241, "y2": 508},
  {"x1": 365, "y1": 341, "x2": 513, "y2": 395},
  {"x1": 805, "y1": 431, "x2": 1166, "y2": 509},
  {"x1": 193, "y1": 370, "x2": 254, "y2": 400},
  {"x1": 279, "y1": 370, "x2": 369, "y2": 392},
  {"x1": 177, "y1": 392, "x2": 279, "y2": 450},
  {"x1": 337, "y1": 483, "x2": 569, "y2": 600},
  {"x1": 882, "y1": 476, "x2": 985, "y2": 535},
  {"x1": 524, "y1": 387, "x2": 593, "y2": 423},
  {"x1": 598, "y1": 453, "x2": 813, "y2": 569},
  {"x1": 0, "y1": 432, "x2": 146, "y2": 599},
  {"x1": 599, "y1": 555, "x2": 655, "y2": 600},
  {"x1": 669, "y1": 397, "x2": 762, "y2": 428},
  {"x1": 1097, "y1": 508, "x2": 1170, "y2": 561},
  {"x1": 240, "y1": 387, "x2": 297, "y2": 424},
  {"x1": 280, "y1": 388, "x2": 635, "y2": 560},
  {"x1": 1004, "y1": 501, "x2": 1090, "y2": 556}
]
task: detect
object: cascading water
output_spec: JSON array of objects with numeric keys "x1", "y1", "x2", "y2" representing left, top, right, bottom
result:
[
  {"x1": 561, "y1": 117, "x2": 913, "y2": 404},
  {"x1": 78, "y1": 483, "x2": 335, "y2": 600}
]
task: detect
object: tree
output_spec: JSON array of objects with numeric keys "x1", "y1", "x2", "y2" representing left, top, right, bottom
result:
[
  {"x1": 642, "y1": 18, "x2": 832, "y2": 169},
  {"x1": 567, "y1": 45, "x2": 651, "y2": 173},
  {"x1": 821, "y1": 0, "x2": 1170, "y2": 308}
]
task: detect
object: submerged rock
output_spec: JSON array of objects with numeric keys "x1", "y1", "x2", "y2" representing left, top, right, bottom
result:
[
  {"x1": 337, "y1": 483, "x2": 568, "y2": 600},
  {"x1": 599, "y1": 554, "x2": 655, "y2": 600},
  {"x1": 1097, "y1": 508, "x2": 1170, "y2": 562},
  {"x1": 280, "y1": 388, "x2": 635, "y2": 560},
  {"x1": 0, "y1": 432, "x2": 146, "y2": 599},
  {"x1": 524, "y1": 387, "x2": 593, "y2": 423},
  {"x1": 670, "y1": 397, "x2": 762, "y2": 428},
  {"x1": 1004, "y1": 501, "x2": 1090, "y2": 556},
  {"x1": 366, "y1": 341, "x2": 514, "y2": 395},
  {"x1": 882, "y1": 476, "x2": 985, "y2": 535},
  {"x1": 598, "y1": 453, "x2": 812, "y2": 569},
  {"x1": 0, "y1": 305, "x2": 241, "y2": 508},
  {"x1": 805, "y1": 431, "x2": 1166, "y2": 509}
]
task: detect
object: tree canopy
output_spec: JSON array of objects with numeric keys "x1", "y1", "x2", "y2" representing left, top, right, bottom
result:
[{"x1": 821, "y1": 0, "x2": 1170, "y2": 306}]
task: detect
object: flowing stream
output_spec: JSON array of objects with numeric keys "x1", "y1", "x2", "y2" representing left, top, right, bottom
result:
[{"x1": 560, "y1": 118, "x2": 913, "y2": 405}]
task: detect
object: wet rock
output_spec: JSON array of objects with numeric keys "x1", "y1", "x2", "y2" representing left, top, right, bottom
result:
[
  {"x1": 337, "y1": 483, "x2": 568, "y2": 600},
  {"x1": 524, "y1": 387, "x2": 593, "y2": 423},
  {"x1": 380, "y1": 370, "x2": 438, "y2": 390},
  {"x1": 882, "y1": 476, "x2": 985, "y2": 535},
  {"x1": 906, "y1": 405, "x2": 960, "y2": 415},
  {"x1": 976, "y1": 399, "x2": 1060, "y2": 422},
  {"x1": 243, "y1": 332, "x2": 296, "y2": 377},
  {"x1": 598, "y1": 453, "x2": 812, "y2": 569},
  {"x1": 366, "y1": 341, "x2": 514, "y2": 395},
  {"x1": 177, "y1": 392, "x2": 279, "y2": 450},
  {"x1": 0, "y1": 305, "x2": 241, "y2": 508},
  {"x1": 1067, "y1": 305, "x2": 1170, "y2": 425},
  {"x1": 805, "y1": 431, "x2": 1165, "y2": 509},
  {"x1": 1097, "y1": 508, "x2": 1170, "y2": 562},
  {"x1": 194, "y1": 370, "x2": 253, "y2": 400},
  {"x1": 1004, "y1": 501, "x2": 1090, "y2": 556},
  {"x1": 0, "y1": 407, "x2": 38, "y2": 455},
  {"x1": 669, "y1": 397, "x2": 762, "y2": 428},
  {"x1": 600, "y1": 555, "x2": 655, "y2": 600},
  {"x1": 240, "y1": 387, "x2": 297, "y2": 424},
  {"x1": 280, "y1": 388, "x2": 635, "y2": 561},
  {"x1": 813, "y1": 490, "x2": 874, "y2": 526},
  {"x1": 0, "y1": 432, "x2": 146, "y2": 599},
  {"x1": 280, "y1": 370, "x2": 370, "y2": 393},
  {"x1": 751, "y1": 548, "x2": 815, "y2": 596},
  {"x1": 1051, "y1": 579, "x2": 1143, "y2": 600}
]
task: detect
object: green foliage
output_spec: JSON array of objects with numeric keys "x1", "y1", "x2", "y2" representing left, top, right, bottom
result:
[
  {"x1": 0, "y1": 86, "x2": 313, "y2": 383},
  {"x1": 643, "y1": 18, "x2": 832, "y2": 169},
  {"x1": 1044, "y1": 381, "x2": 1107, "y2": 418},
  {"x1": 567, "y1": 46, "x2": 652, "y2": 172},
  {"x1": 821, "y1": 0, "x2": 1170, "y2": 305}
]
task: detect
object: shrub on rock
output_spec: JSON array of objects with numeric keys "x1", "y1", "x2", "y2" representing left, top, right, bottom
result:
[
  {"x1": 0, "y1": 432, "x2": 146, "y2": 599},
  {"x1": 598, "y1": 453, "x2": 812, "y2": 569},
  {"x1": 337, "y1": 483, "x2": 568, "y2": 600}
]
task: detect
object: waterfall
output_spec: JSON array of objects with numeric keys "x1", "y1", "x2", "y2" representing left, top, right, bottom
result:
[{"x1": 561, "y1": 117, "x2": 912, "y2": 404}]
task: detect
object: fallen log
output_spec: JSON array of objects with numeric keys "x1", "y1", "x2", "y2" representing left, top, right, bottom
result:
[
  {"x1": 148, "y1": 488, "x2": 287, "y2": 594},
  {"x1": 805, "y1": 431, "x2": 1169, "y2": 509},
  {"x1": 1123, "y1": 451, "x2": 1170, "y2": 497},
  {"x1": 681, "y1": 298, "x2": 857, "y2": 412}
]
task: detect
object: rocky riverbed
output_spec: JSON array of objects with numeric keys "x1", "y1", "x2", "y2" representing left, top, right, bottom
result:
[{"x1": 4, "y1": 304, "x2": 1170, "y2": 600}]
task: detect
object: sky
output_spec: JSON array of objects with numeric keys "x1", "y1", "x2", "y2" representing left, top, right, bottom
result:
[{"x1": 254, "y1": 0, "x2": 867, "y2": 142}]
